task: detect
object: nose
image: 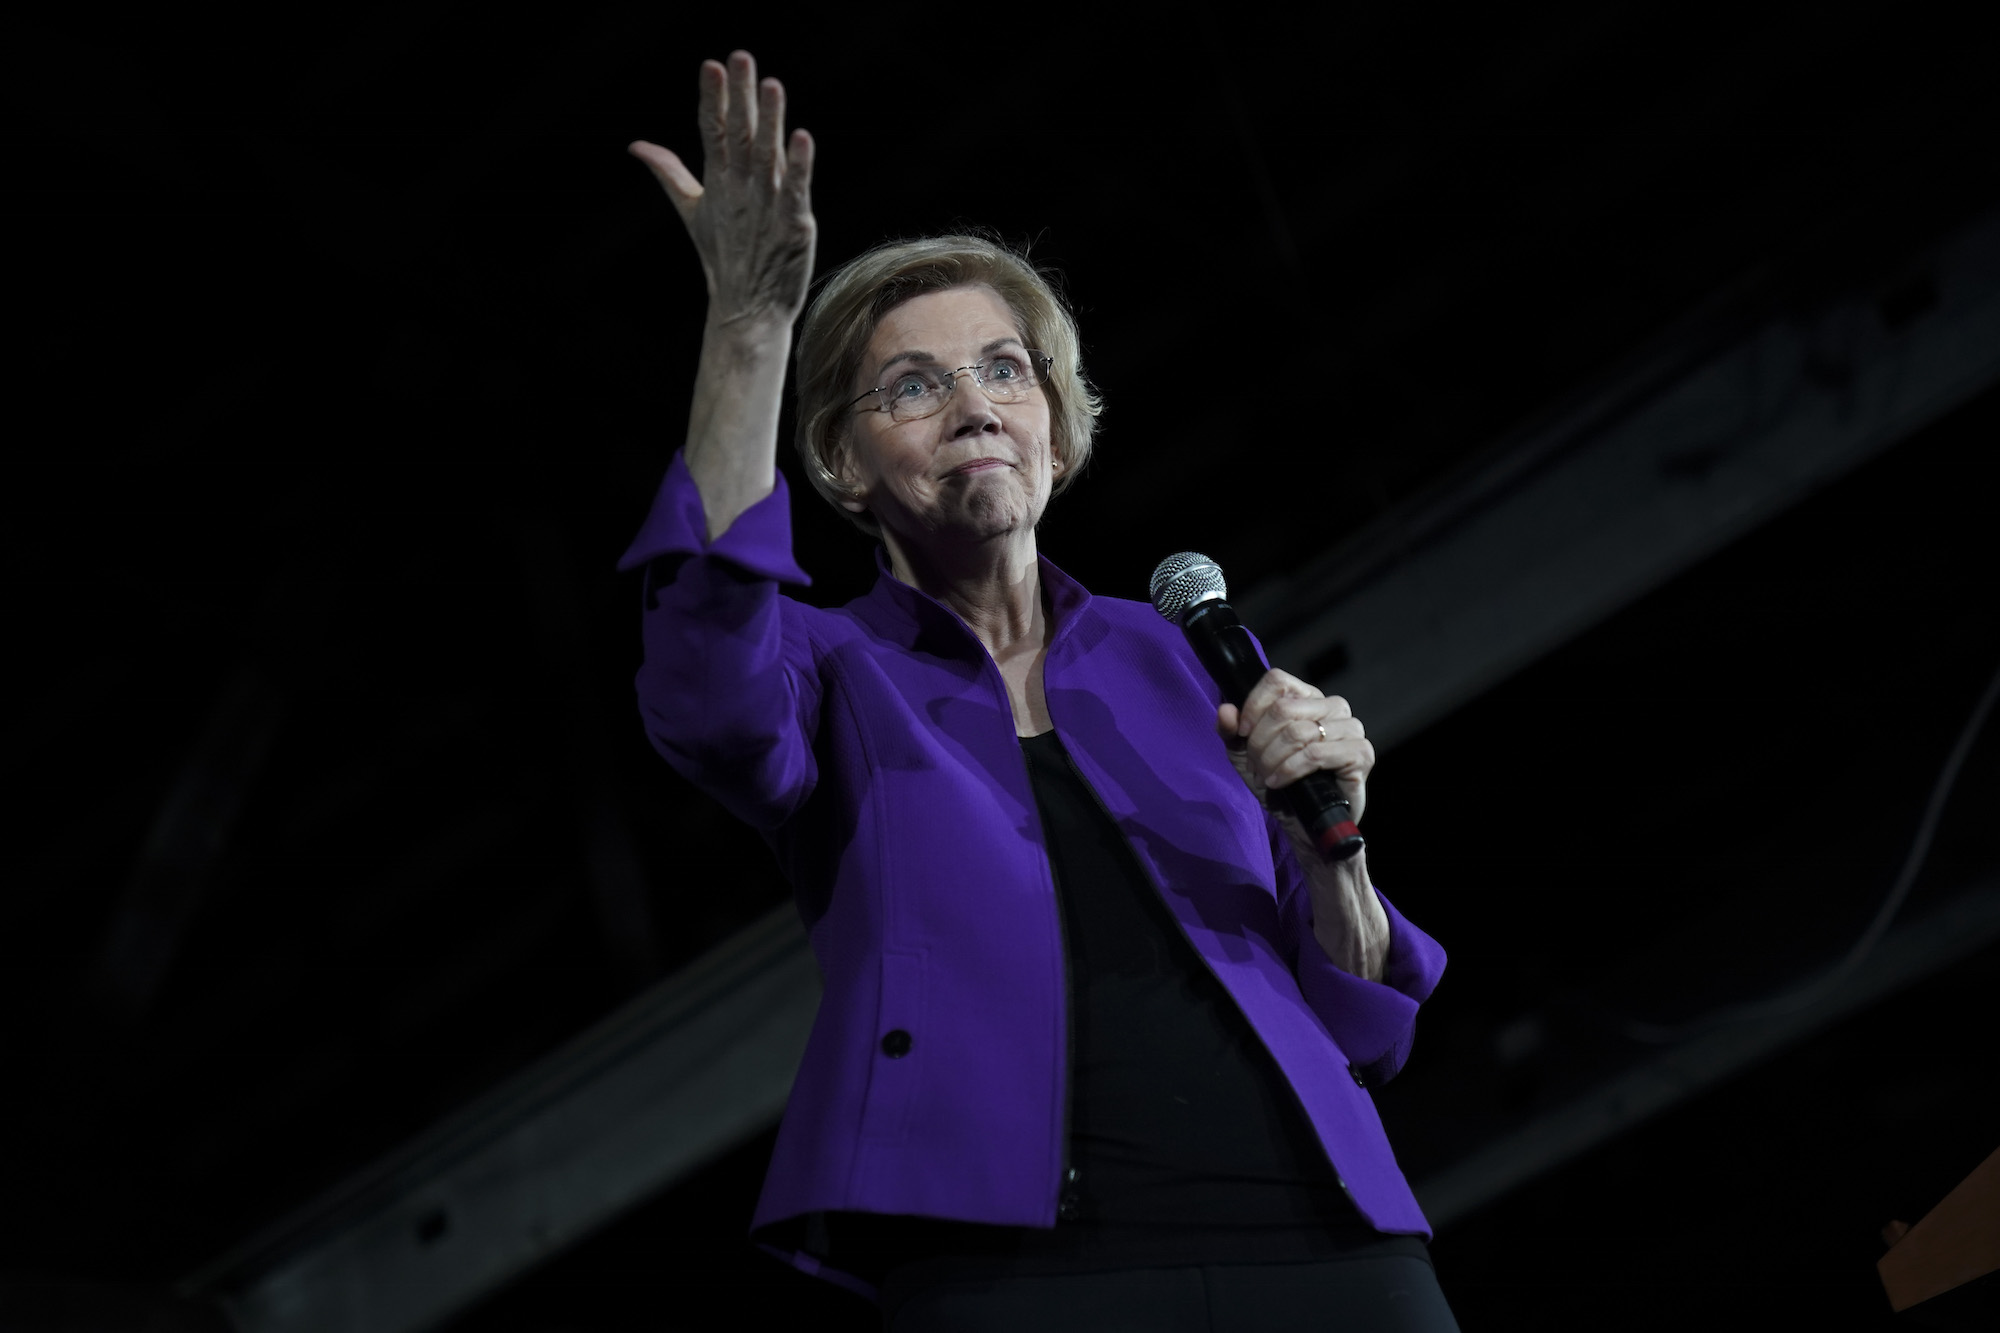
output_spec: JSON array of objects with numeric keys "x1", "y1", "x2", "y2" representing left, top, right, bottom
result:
[{"x1": 941, "y1": 372, "x2": 1004, "y2": 439}]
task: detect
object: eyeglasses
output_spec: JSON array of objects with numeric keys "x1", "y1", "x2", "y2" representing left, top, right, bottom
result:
[{"x1": 850, "y1": 349, "x2": 1053, "y2": 423}]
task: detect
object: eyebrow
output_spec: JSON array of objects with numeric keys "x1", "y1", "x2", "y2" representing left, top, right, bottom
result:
[{"x1": 872, "y1": 336, "x2": 1024, "y2": 382}]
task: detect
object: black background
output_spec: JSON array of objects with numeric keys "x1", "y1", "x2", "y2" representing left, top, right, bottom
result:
[{"x1": 6, "y1": 4, "x2": 1998, "y2": 1329}]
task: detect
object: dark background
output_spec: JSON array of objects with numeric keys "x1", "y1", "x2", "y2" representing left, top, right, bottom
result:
[{"x1": 6, "y1": 4, "x2": 1997, "y2": 1330}]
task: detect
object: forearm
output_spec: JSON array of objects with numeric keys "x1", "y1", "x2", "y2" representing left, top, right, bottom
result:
[
  {"x1": 683, "y1": 314, "x2": 793, "y2": 541},
  {"x1": 1298, "y1": 842, "x2": 1390, "y2": 982}
]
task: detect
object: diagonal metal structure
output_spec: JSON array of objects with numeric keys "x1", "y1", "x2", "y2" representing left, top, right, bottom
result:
[
  {"x1": 1412, "y1": 879, "x2": 2000, "y2": 1228},
  {"x1": 181, "y1": 906, "x2": 816, "y2": 1333},
  {"x1": 182, "y1": 207, "x2": 2000, "y2": 1331},
  {"x1": 1249, "y1": 208, "x2": 2000, "y2": 749}
]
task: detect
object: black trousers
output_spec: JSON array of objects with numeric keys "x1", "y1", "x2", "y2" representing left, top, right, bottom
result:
[{"x1": 884, "y1": 1254, "x2": 1461, "y2": 1333}]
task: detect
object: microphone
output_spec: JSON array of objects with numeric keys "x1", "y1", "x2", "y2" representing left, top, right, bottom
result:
[{"x1": 1150, "y1": 552, "x2": 1365, "y2": 862}]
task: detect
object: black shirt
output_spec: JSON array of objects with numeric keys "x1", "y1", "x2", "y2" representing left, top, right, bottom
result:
[{"x1": 821, "y1": 729, "x2": 1412, "y2": 1288}]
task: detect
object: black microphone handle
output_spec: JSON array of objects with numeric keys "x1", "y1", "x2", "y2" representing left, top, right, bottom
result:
[{"x1": 1181, "y1": 600, "x2": 1366, "y2": 862}]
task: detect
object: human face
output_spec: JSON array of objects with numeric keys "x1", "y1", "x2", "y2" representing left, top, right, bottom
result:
[{"x1": 838, "y1": 285, "x2": 1057, "y2": 554}]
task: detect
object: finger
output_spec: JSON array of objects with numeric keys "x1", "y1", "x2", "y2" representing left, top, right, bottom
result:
[
  {"x1": 1262, "y1": 668, "x2": 1322, "y2": 700},
  {"x1": 1216, "y1": 703, "x2": 1243, "y2": 742},
  {"x1": 1274, "y1": 709, "x2": 1364, "y2": 743},
  {"x1": 1255, "y1": 719, "x2": 1369, "y2": 774},
  {"x1": 1264, "y1": 742, "x2": 1322, "y2": 790},
  {"x1": 757, "y1": 76, "x2": 786, "y2": 176},
  {"x1": 727, "y1": 50, "x2": 758, "y2": 167},
  {"x1": 784, "y1": 127, "x2": 815, "y2": 209},
  {"x1": 1245, "y1": 695, "x2": 1323, "y2": 754},
  {"x1": 628, "y1": 142, "x2": 704, "y2": 215},
  {"x1": 1236, "y1": 668, "x2": 1320, "y2": 736},
  {"x1": 697, "y1": 58, "x2": 727, "y2": 169},
  {"x1": 1252, "y1": 719, "x2": 1336, "y2": 779},
  {"x1": 1236, "y1": 671, "x2": 1282, "y2": 736},
  {"x1": 1267, "y1": 738, "x2": 1374, "y2": 791},
  {"x1": 1291, "y1": 715, "x2": 1364, "y2": 747}
]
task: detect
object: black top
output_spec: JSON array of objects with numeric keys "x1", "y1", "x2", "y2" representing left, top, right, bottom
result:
[{"x1": 819, "y1": 729, "x2": 1414, "y2": 1291}]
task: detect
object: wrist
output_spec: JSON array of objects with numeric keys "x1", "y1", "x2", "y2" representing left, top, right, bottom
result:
[
  {"x1": 1308, "y1": 846, "x2": 1371, "y2": 900},
  {"x1": 703, "y1": 308, "x2": 796, "y2": 354},
  {"x1": 1306, "y1": 850, "x2": 1387, "y2": 980}
]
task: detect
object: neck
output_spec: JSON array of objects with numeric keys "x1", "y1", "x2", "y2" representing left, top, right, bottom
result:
[{"x1": 881, "y1": 525, "x2": 1046, "y2": 659}]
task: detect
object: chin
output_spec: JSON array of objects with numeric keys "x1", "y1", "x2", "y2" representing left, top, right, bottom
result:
[{"x1": 959, "y1": 484, "x2": 1041, "y2": 537}]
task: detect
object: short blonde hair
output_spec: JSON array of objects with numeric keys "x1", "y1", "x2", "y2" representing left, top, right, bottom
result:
[{"x1": 793, "y1": 233, "x2": 1103, "y2": 536}]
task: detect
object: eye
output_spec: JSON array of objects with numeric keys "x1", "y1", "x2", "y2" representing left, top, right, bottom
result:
[
  {"x1": 888, "y1": 372, "x2": 935, "y2": 400},
  {"x1": 986, "y1": 353, "x2": 1027, "y2": 381}
]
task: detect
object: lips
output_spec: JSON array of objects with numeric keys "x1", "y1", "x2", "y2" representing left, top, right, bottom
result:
[
  {"x1": 944, "y1": 456, "x2": 1016, "y2": 478},
  {"x1": 946, "y1": 457, "x2": 1012, "y2": 476}
]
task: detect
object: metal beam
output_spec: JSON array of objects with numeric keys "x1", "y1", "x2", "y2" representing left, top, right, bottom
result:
[
  {"x1": 180, "y1": 905, "x2": 816, "y2": 1333},
  {"x1": 1245, "y1": 208, "x2": 2000, "y2": 748},
  {"x1": 1412, "y1": 881, "x2": 2000, "y2": 1229},
  {"x1": 184, "y1": 205, "x2": 2000, "y2": 1332}
]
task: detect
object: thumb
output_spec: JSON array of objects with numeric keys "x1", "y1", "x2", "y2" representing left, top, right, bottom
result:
[{"x1": 629, "y1": 141, "x2": 703, "y2": 219}]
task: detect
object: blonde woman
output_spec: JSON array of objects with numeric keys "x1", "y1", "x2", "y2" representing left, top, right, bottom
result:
[{"x1": 623, "y1": 51, "x2": 1458, "y2": 1333}]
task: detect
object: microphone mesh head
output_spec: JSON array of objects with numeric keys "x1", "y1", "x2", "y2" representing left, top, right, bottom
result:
[{"x1": 1149, "y1": 551, "x2": 1228, "y2": 623}]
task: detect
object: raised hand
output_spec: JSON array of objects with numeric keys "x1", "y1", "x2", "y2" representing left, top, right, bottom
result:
[{"x1": 629, "y1": 51, "x2": 816, "y2": 330}]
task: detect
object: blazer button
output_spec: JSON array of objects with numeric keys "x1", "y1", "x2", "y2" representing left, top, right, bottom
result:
[
  {"x1": 1349, "y1": 1064, "x2": 1367, "y2": 1087},
  {"x1": 880, "y1": 1029, "x2": 913, "y2": 1058},
  {"x1": 1057, "y1": 1166, "x2": 1082, "y2": 1221}
]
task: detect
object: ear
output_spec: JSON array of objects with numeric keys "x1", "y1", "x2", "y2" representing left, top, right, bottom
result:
[{"x1": 829, "y1": 436, "x2": 869, "y2": 513}]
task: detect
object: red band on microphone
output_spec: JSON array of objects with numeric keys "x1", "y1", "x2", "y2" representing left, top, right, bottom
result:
[{"x1": 1315, "y1": 820, "x2": 1362, "y2": 852}]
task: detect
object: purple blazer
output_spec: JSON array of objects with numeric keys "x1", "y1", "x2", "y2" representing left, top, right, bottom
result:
[{"x1": 621, "y1": 454, "x2": 1446, "y2": 1278}]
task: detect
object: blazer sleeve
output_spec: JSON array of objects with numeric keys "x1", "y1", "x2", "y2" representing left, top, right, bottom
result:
[
  {"x1": 1270, "y1": 820, "x2": 1447, "y2": 1087},
  {"x1": 618, "y1": 453, "x2": 824, "y2": 833}
]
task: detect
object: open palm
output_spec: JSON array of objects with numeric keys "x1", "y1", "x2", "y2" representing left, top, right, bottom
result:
[{"x1": 629, "y1": 50, "x2": 816, "y2": 329}]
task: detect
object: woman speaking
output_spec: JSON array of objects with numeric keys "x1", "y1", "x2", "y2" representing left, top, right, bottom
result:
[{"x1": 621, "y1": 51, "x2": 1460, "y2": 1333}]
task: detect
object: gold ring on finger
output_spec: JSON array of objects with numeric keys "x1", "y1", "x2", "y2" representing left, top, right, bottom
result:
[{"x1": 1315, "y1": 722, "x2": 1327, "y2": 743}]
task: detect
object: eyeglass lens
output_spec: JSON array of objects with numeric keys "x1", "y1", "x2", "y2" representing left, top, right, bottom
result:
[{"x1": 879, "y1": 351, "x2": 1048, "y2": 422}]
